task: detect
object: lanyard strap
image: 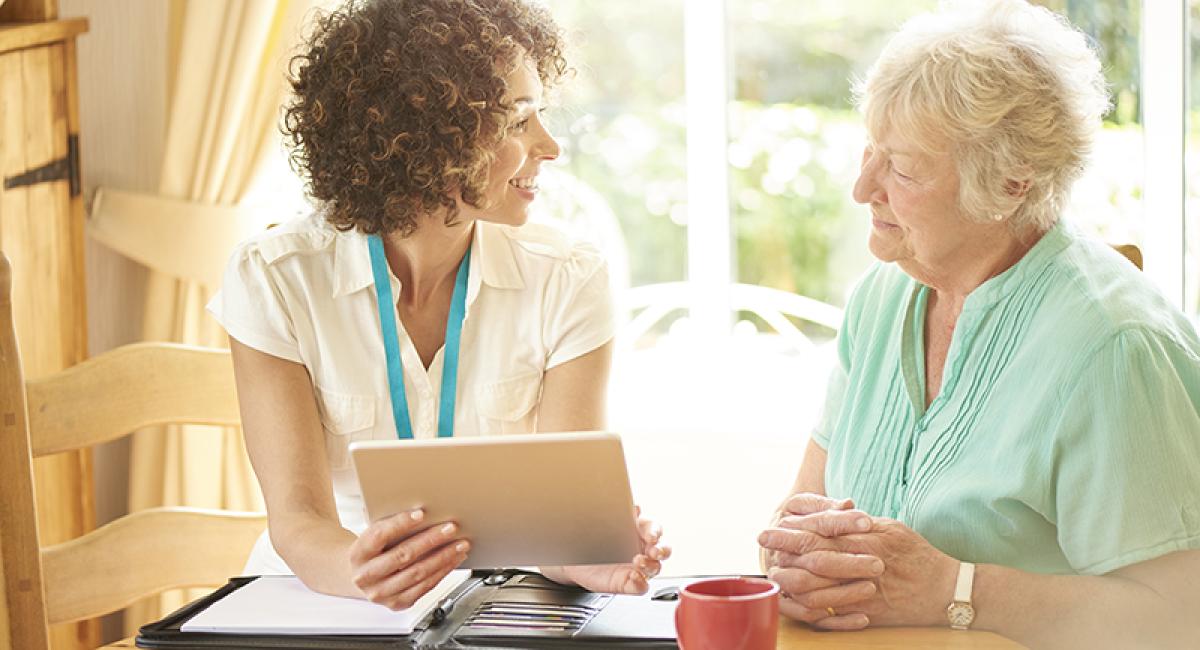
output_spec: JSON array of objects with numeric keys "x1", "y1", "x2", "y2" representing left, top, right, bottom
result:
[{"x1": 368, "y1": 234, "x2": 471, "y2": 439}]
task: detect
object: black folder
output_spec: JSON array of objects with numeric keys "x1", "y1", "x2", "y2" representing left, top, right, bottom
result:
[{"x1": 135, "y1": 570, "x2": 736, "y2": 649}]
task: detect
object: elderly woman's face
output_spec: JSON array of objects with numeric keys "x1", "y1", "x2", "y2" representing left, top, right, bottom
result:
[
  {"x1": 853, "y1": 129, "x2": 971, "y2": 270},
  {"x1": 460, "y1": 58, "x2": 560, "y2": 227}
]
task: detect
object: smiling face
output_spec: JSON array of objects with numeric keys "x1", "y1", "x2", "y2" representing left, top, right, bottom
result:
[
  {"x1": 852, "y1": 128, "x2": 977, "y2": 274},
  {"x1": 458, "y1": 58, "x2": 560, "y2": 227}
]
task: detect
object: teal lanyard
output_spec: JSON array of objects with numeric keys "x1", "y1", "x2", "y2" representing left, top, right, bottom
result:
[{"x1": 367, "y1": 234, "x2": 471, "y2": 439}]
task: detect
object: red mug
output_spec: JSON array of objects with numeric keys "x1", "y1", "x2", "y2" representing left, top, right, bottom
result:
[{"x1": 674, "y1": 577, "x2": 780, "y2": 650}]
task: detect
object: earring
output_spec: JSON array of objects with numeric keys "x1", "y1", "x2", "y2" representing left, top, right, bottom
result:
[{"x1": 991, "y1": 213, "x2": 1006, "y2": 222}]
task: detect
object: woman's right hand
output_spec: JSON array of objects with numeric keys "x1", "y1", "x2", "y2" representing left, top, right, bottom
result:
[
  {"x1": 349, "y1": 508, "x2": 471, "y2": 610},
  {"x1": 781, "y1": 493, "x2": 856, "y2": 519},
  {"x1": 759, "y1": 496, "x2": 881, "y2": 630},
  {"x1": 762, "y1": 493, "x2": 856, "y2": 571}
]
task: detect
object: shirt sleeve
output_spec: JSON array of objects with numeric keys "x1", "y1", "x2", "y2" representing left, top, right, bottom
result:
[
  {"x1": 811, "y1": 273, "x2": 863, "y2": 449},
  {"x1": 206, "y1": 241, "x2": 303, "y2": 363},
  {"x1": 810, "y1": 336, "x2": 851, "y2": 450},
  {"x1": 542, "y1": 244, "x2": 615, "y2": 369},
  {"x1": 1052, "y1": 327, "x2": 1200, "y2": 575}
]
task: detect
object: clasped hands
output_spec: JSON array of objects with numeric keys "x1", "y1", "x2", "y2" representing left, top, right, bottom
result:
[{"x1": 757, "y1": 493, "x2": 958, "y2": 630}]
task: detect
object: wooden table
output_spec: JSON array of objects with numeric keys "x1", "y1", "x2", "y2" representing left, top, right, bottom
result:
[
  {"x1": 773, "y1": 620, "x2": 1023, "y2": 648},
  {"x1": 103, "y1": 619, "x2": 1024, "y2": 649}
]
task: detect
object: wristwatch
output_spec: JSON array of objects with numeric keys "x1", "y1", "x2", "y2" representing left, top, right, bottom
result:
[{"x1": 946, "y1": 561, "x2": 976, "y2": 630}]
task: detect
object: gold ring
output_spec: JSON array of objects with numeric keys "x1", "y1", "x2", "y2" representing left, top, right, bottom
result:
[{"x1": 826, "y1": 607, "x2": 837, "y2": 617}]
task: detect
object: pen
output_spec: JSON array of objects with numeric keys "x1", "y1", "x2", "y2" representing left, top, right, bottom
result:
[{"x1": 432, "y1": 577, "x2": 478, "y2": 624}]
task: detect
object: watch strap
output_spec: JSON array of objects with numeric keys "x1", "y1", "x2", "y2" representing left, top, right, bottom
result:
[{"x1": 954, "y1": 561, "x2": 975, "y2": 603}]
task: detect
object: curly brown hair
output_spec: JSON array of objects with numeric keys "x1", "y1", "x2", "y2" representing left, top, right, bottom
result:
[{"x1": 282, "y1": 0, "x2": 568, "y2": 236}]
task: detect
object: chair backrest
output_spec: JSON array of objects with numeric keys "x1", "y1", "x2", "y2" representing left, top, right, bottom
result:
[
  {"x1": 619, "y1": 281, "x2": 844, "y2": 353},
  {"x1": 0, "y1": 252, "x2": 267, "y2": 650},
  {"x1": 620, "y1": 244, "x2": 1145, "y2": 350},
  {"x1": 1114, "y1": 243, "x2": 1143, "y2": 270}
]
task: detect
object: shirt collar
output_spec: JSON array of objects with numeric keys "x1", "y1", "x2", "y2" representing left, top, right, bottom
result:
[
  {"x1": 331, "y1": 220, "x2": 525, "y2": 299},
  {"x1": 961, "y1": 218, "x2": 1071, "y2": 311},
  {"x1": 331, "y1": 225, "x2": 372, "y2": 298},
  {"x1": 474, "y1": 221, "x2": 524, "y2": 290}
]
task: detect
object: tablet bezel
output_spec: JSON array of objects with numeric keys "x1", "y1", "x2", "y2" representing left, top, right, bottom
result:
[{"x1": 349, "y1": 431, "x2": 642, "y2": 568}]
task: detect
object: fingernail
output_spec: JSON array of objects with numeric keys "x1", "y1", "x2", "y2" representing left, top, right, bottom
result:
[
  {"x1": 870, "y1": 559, "x2": 884, "y2": 574},
  {"x1": 441, "y1": 523, "x2": 456, "y2": 535},
  {"x1": 410, "y1": 509, "x2": 424, "y2": 521},
  {"x1": 855, "y1": 517, "x2": 870, "y2": 531},
  {"x1": 757, "y1": 531, "x2": 770, "y2": 545},
  {"x1": 455, "y1": 541, "x2": 469, "y2": 553}
]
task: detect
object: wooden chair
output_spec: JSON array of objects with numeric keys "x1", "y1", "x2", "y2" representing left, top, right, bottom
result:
[
  {"x1": 1114, "y1": 243, "x2": 1143, "y2": 270},
  {"x1": 0, "y1": 252, "x2": 267, "y2": 650}
]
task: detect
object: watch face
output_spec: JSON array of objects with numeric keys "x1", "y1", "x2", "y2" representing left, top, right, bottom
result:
[{"x1": 947, "y1": 602, "x2": 975, "y2": 628}]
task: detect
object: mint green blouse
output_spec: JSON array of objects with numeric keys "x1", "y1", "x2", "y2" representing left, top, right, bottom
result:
[{"x1": 814, "y1": 220, "x2": 1200, "y2": 576}]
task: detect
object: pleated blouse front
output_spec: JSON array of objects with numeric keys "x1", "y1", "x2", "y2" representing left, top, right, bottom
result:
[{"x1": 814, "y1": 220, "x2": 1200, "y2": 576}]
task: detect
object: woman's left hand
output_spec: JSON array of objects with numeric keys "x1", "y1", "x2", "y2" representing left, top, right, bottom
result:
[
  {"x1": 759, "y1": 514, "x2": 958, "y2": 628},
  {"x1": 542, "y1": 506, "x2": 671, "y2": 594}
]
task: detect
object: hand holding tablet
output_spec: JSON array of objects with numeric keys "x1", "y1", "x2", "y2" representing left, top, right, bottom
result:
[
  {"x1": 346, "y1": 506, "x2": 471, "y2": 610},
  {"x1": 539, "y1": 503, "x2": 670, "y2": 595}
]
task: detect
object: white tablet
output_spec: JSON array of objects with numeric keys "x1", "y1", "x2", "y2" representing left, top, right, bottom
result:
[{"x1": 349, "y1": 432, "x2": 642, "y2": 569}]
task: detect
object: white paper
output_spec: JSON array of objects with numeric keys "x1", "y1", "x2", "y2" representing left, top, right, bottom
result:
[{"x1": 181, "y1": 570, "x2": 471, "y2": 635}]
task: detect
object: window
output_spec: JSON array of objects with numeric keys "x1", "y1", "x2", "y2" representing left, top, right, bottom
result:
[{"x1": 538, "y1": 0, "x2": 687, "y2": 293}]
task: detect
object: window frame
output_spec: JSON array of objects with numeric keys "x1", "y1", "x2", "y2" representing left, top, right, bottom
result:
[
  {"x1": 1143, "y1": 0, "x2": 1187, "y2": 307},
  {"x1": 680, "y1": 0, "x2": 1189, "y2": 319}
]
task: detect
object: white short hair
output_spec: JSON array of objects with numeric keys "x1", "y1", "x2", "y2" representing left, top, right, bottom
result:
[{"x1": 855, "y1": 0, "x2": 1110, "y2": 230}]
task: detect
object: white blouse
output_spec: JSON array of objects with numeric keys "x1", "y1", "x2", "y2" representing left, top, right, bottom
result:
[{"x1": 207, "y1": 210, "x2": 614, "y2": 573}]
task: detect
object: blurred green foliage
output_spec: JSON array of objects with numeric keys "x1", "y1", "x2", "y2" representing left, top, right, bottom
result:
[
  {"x1": 547, "y1": 0, "x2": 687, "y2": 287},
  {"x1": 548, "y1": 0, "x2": 1144, "y2": 306}
]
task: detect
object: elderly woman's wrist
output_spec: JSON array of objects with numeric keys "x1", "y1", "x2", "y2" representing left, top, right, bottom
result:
[{"x1": 927, "y1": 554, "x2": 964, "y2": 627}]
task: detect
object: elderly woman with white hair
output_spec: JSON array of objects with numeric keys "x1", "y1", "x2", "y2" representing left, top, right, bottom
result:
[{"x1": 757, "y1": 1, "x2": 1200, "y2": 648}]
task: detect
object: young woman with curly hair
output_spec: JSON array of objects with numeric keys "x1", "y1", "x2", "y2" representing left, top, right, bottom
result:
[{"x1": 207, "y1": 0, "x2": 668, "y2": 608}]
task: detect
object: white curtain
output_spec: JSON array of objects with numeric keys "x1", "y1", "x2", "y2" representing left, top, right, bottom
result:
[{"x1": 106, "y1": 0, "x2": 316, "y2": 633}]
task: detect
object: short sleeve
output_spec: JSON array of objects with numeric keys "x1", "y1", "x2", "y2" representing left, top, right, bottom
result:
[
  {"x1": 542, "y1": 245, "x2": 615, "y2": 369},
  {"x1": 206, "y1": 242, "x2": 303, "y2": 363},
  {"x1": 1052, "y1": 327, "x2": 1200, "y2": 575},
  {"x1": 811, "y1": 338, "x2": 850, "y2": 450},
  {"x1": 811, "y1": 277, "x2": 862, "y2": 449}
]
